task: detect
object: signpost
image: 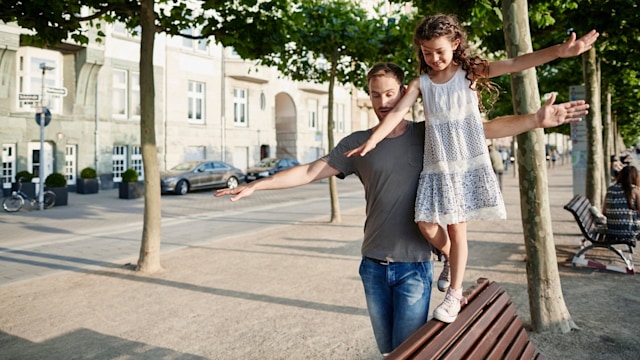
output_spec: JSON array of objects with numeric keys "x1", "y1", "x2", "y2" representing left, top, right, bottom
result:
[
  {"x1": 569, "y1": 85, "x2": 587, "y2": 196},
  {"x1": 38, "y1": 63, "x2": 55, "y2": 211}
]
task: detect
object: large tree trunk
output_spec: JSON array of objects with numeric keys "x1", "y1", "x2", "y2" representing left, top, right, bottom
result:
[
  {"x1": 136, "y1": 0, "x2": 163, "y2": 273},
  {"x1": 603, "y1": 84, "x2": 612, "y2": 186},
  {"x1": 502, "y1": 0, "x2": 577, "y2": 333},
  {"x1": 583, "y1": 49, "x2": 605, "y2": 207},
  {"x1": 327, "y1": 54, "x2": 341, "y2": 223}
]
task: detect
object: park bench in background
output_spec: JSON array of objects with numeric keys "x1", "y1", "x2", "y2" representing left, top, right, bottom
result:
[
  {"x1": 387, "y1": 278, "x2": 546, "y2": 360},
  {"x1": 564, "y1": 194, "x2": 636, "y2": 274}
]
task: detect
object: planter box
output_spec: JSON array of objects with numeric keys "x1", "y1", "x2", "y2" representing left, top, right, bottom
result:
[
  {"x1": 77, "y1": 178, "x2": 99, "y2": 194},
  {"x1": 46, "y1": 186, "x2": 68, "y2": 206},
  {"x1": 119, "y1": 182, "x2": 144, "y2": 199}
]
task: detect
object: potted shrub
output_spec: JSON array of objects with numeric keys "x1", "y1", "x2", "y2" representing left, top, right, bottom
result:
[
  {"x1": 119, "y1": 168, "x2": 144, "y2": 199},
  {"x1": 13, "y1": 170, "x2": 36, "y2": 199},
  {"x1": 45, "y1": 172, "x2": 68, "y2": 206},
  {"x1": 77, "y1": 167, "x2": 99, "y2": 194}
]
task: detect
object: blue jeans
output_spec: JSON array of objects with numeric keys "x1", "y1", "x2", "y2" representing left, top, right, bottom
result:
[{"x1": 359, "y1": 257, "x2": 433, "y2": 354}]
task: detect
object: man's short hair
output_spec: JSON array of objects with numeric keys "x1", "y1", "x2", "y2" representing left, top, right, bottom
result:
[{"x1": 366, "y1": 62, "x2": 405, "y2": 88}]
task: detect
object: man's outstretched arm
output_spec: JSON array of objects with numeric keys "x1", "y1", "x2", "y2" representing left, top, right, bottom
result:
[
  {"x1": 215, "y1": 159, "x2": 340, "y2": 202},
  {"x1": 484, "y1": 93, "x2": 589, "y2": 139}
]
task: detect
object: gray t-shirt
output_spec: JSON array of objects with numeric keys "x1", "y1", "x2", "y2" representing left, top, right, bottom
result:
[{"x1": 323, "y1": 121, "x2": 433, "y2": 262}]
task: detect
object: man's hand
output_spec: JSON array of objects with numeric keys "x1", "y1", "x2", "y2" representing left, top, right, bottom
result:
[
  {"x1": 537, "y1": 93, "x2": 589, "y2": 128},
  {"x1": 558, "y1": 29, "x2": 599, "y2": 58},
  {"x1": 214, "y1": 185, "x2": 254, "y2": 202}
]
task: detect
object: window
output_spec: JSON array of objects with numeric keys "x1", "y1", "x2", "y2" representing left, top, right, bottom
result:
[
  {"x1": 233, "y1": 88, "x2": 247, "y2": 127},
  {"x1": 112, "y1": 69, "x2": 127, "y2": 118},
  {"x1": 64, "y1": 145, "x2": 76, "y2": 185},
  {"x1": 131, "y1": 146, "x2": 144, "y2": 180},
  {"x1": 188, "y1": 81, "x2": 205, "y2": 124},
  {"x1": 308, "y1": 99, "x2": 318, "y2": 130},
  {"x1": 16, "y1": 47, "x2": 63, "y2": 113},
  {"x1": 113, "y1": 21, "x2": 141, "y2": 37},
  {"x1": 131, "y1": 72, "x2": 141, "y2": 118},
  {"x1": 182, "y1": 27, "x2": 208, "y2": 52},
  {"x1": 112, "y1": 145, "x2": 127, "y2": 182},
  {"x1": 334, "y1": 103, "x2": 345, "y2": 133},
  {"x1": 2, "y1": 144, "x2": 16, "y2": 190},
  {"x1": 112, "y1": 69, "x2": 140, "y2": 119}
]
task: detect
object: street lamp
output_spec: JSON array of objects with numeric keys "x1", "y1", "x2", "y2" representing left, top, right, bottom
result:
[{"x1": 38, "y1": 62, "x2": 55, "y2": 211}]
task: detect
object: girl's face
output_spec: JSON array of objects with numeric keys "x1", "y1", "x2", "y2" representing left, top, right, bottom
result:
[{"x1": 419, "y1": 36, "x2": 460, "y2": 72}]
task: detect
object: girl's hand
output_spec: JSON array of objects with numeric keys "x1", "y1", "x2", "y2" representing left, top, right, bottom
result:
[
  {"x1": 345, "y1": 141, "x2": 376, "y2": 157},
  {"x1": 558, "y1": 29, "x2": 599, "y2": 58},
  {"x1": 536, "y1": 93, "x2": 589, "y2": 127}
]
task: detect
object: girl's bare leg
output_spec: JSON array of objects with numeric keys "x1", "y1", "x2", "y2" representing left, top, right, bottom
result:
[
  {"x1": 446, "y1": 222, "x2": 467, "y2": 291},
  {"x1": 417, "y1": 221, "x2": 450, "y2": 257},
  {"x1": 418, "y1": 221, "x2": 451, "y2": 291}
]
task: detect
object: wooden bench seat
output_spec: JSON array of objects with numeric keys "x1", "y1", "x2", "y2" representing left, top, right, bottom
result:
[
  {"x1": 563, "y1": 194, "x2": 636, "y2": 274},
  {"x1": 387, "y1": 278, "x2": 546, "y2": 360}
]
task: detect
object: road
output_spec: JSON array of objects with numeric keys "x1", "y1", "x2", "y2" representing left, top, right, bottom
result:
[{"x1": 0, "y1": 177, "x2": 365, "y2": 287}]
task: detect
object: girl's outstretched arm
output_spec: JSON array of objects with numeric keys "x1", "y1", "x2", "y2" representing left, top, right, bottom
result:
[
  {"x1": 486, "y1": 29, "x2": 599, "y2": 78},
  {"x1": 345, "y1": 77, "x2": 421, "y2": 157}
]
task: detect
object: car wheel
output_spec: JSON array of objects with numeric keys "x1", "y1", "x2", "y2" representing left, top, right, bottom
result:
[
  {"x1": 175, "y1": 180, "x2": 189, "y2": 195},
  {"x1": 226, "y1": 176, "x2": 239, "y2": 189}
]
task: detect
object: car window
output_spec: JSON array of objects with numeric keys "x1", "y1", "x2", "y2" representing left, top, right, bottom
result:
[
  {"x1": 212, "y1": 162, "x2": 228, "y2": 170},
  {"x1": 171, "y1": 162, "x2": 197, "y2": 171},
  {"x1": 256, "y1": 158, "x2": 278, "y2": 167}
]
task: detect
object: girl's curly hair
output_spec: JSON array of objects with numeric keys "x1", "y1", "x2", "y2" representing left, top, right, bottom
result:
[{"x1": 413, "y1": 14, "x2": 499, "y2": 111}]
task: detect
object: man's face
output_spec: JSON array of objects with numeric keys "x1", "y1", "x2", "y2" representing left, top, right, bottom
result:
[{"x1": 368, "y1": 72, "x2": 404, "y2": 121}]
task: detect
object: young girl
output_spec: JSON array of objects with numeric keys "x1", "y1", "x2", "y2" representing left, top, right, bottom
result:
[{"x1": 346, "y1": 14, "x2": 598, "y2": 323}]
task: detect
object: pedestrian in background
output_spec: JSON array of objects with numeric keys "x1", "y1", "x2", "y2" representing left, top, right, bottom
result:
[{"x1": 489, "y1": 144, "x2": 504, "y2": 191}]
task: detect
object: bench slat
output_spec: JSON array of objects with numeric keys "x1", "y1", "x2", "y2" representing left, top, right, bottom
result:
[
  {"x1": 484, "y1": 316, "x2": 523, "y2": 359},
  {"x1": 504, "y1": 327, "x2": 532, "y2": 360},
  {"x1": 412, "y1": 283, "x2": 503, "y2": 359},
  {"x1": 464, "y1": 302, "x2": 518, "y2": 359},
  {"x1": 441, "y1": 291, "x2": 512, "y2": 359}
]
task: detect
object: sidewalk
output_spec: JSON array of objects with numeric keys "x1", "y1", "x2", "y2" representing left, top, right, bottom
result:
[{"x1": 1, "y1": 163, "x2": 638, "y2": 360}]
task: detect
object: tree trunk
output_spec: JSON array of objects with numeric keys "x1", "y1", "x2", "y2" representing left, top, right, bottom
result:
[
  {"x1": 583, "y1": 49, "x2": 604, "y2": 207},
  {"x1": 502, "y1": 0, "x2": 576, "y2": 333},
  {"x1": 328, "y1": 54, "x2": 341, "y2": 223},
  {"x1": 603, "y1": 84, "x2": 612, "y2": 186},
  {"x1": 136, "y1": 0, "x2": 163, "y2": 273}
]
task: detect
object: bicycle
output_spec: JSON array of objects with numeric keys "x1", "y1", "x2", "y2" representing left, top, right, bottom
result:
[{"x1": 2, "y1": 179, "x2": 56, "y2": 212}]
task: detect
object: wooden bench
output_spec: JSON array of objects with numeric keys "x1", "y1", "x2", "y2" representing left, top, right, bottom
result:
[
  {"x1": 563, "y1": 194, "x2": 636, "y2": 274},
  {"x1": 387, "y1": 278, "x2": 546, "y2": 360}
]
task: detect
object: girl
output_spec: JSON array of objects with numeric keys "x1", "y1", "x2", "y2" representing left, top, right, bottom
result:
[{"x1": 346, "y1": 14, "x2": 598, "y2": 323}]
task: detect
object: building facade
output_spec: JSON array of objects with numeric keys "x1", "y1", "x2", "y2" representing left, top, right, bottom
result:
[{"x1": 0, "y1": 21, "x2": 376, "y2": 193}]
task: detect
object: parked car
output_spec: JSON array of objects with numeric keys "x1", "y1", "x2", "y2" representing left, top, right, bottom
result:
[
  {"x1": 245, "y1": 157, "x2": 300, "y2": 182},
  {"x1": 161, "y1": 160, "x2": 245, "y2": 195}
]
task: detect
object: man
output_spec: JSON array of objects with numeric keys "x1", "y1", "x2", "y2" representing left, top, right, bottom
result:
[
  {"x1": 489, "y1": 144, "x2": 505, "y2": 190},
  {"x1": 215, "y1": 62, "x2": 589, "y2": 355}
]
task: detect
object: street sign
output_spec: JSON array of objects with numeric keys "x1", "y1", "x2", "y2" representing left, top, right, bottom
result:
[
  {"x1": 19, "y1": 93, "x2": 40, "y2": 101},
  {"x1": 46, "y1": 87, "x2": 67, "y2": 96},
  {"x1": 35, "y1": 107, "x2": 52, "y2": 127}
]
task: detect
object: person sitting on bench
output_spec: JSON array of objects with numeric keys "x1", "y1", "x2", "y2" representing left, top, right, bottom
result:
[{"x1": 603, "y1": 165, "x2": 640, "y2": 240}]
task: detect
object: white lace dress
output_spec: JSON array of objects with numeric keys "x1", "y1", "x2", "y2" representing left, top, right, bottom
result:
[{"x1": 415, "y1": 68, "x2": 506, "y2": 225}]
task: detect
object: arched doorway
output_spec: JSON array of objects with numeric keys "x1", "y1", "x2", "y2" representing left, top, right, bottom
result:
[{"x1": 274, "y1": 92, "x2": 297, "y2": 159}]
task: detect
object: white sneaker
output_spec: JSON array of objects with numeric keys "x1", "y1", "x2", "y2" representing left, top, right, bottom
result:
[
  {"x1": 437, "y1": 259, "x2": 450, "y2": 292},
  {"x1": 433, "y1": 288, "x2": 464, "y2": 323}
]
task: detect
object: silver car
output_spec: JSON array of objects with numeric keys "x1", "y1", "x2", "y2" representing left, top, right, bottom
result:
[{"x1": 161, "y1": 160, "x2": 245, "y2": 195}]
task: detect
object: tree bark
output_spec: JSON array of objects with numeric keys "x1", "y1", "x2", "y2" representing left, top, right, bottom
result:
[
  {"x1": 603, "y1": 84, "x2": 612, "y2": 186},
  {"x1": 136, "y1": 0, "x2": 163, "y2": 273},
  {"x1": 328, "y1": 53, "x2": 341, "y2": 223},
  {"x1": 583, "y1": 49, "x2": 604, "y2": 207},
  {"x1": 502, "y1": 0, "x2": 576, "y2": 333}
]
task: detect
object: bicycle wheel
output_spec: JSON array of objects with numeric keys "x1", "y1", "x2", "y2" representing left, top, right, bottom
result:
[
  {"x1": 2, "y1": 194, "x2": 24, "y2": 212},
  {"x1": 43, "y1": 191, "x2": 56, "y2": 209}
]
